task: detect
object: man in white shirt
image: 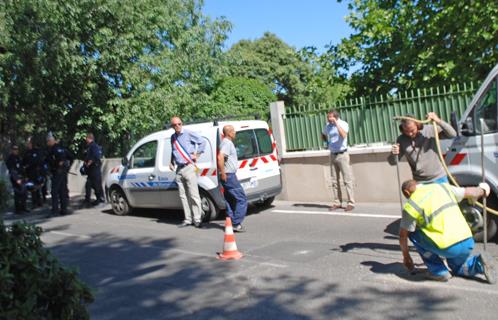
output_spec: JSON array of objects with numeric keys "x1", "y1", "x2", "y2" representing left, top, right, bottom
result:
[{"x1": 321, "y1": 110, "x2": 355, "y2": 211}]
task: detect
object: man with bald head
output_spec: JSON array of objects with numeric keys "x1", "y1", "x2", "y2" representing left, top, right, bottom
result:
[
  {"x1": 169, "y1": 116, "x2": 206, "y2": 228},
  {"x1": 217, "y1": 125, "x2": 248, "y2": 232}
]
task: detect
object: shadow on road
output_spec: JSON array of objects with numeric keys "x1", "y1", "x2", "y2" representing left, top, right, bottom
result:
[
  {"x1": 338, "y1": 242, "x2": 412, "y2": 253},
  {"x1": 292, "y1": 203, "x2": 331, "y2": 209},
  {"x1": 46, "y1": 231, "x2": 455, "y2": 319},
  {"x1": 384, "y1": 218, "x2": 400, "y2": 237}
]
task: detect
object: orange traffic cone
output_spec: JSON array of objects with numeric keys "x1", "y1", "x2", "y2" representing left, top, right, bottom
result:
[{"x1": 217, "y1": 217, "x2": 243, "y2": 260}]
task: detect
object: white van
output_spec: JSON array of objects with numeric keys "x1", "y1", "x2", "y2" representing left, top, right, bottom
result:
[
  {"x1": 441, "y1": 63, "x2": 498, "y2": 241},
  {"x1": 105, "y1": 120, "x2": 282, "y2": 220}
]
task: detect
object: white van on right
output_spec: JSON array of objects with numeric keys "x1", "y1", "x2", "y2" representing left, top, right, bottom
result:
[{"x1": 442, "y1": 63, "x2": 498, "y2": 241}]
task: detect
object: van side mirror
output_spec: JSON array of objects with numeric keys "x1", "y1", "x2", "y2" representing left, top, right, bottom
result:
[
  {"x1": 121, "y1": 157, "x2": 129, "y2": 167},
  {"x1": 460, "y1": 117, "x2": 474, "y2": 136},
  {"x1": 450, "y1": 111, "x2": 459, "y2": 136}
]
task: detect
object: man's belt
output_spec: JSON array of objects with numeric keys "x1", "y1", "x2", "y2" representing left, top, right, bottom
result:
[
  {"x1": 176, "y1": 163, "x2": 190, "y2": 169},
  {"x1": 331, "y1": 149, "x2": 347, "y2": 155}
]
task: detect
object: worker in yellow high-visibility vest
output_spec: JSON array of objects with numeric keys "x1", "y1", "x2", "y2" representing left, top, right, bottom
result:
[{"x1": 399, "y1": 180, "x2": 496, "y2": 283}]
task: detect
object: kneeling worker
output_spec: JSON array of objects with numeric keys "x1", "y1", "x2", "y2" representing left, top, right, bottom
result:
[
  {"x1": 399, "y1": 180, "x2": 496, "y2": 283},
  {"x1": 218, "y1": 125, "x2": 248, "y2": 232}
]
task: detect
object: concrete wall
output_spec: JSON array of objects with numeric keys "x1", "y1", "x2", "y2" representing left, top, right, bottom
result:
[
  {"x1": 2, "y1": 151, "x2": 410, "y2": 203},
  {"x1": 278, "y1": 147, "x2": 412, "y2": 203},
  {"x1": 67, "y1": 159, "x2": 122, "y2": 195},
  {"x1": 268, "y1": 100, "x2": 412, "y2": 203}
]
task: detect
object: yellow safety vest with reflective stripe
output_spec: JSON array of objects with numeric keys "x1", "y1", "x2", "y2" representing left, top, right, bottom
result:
[{"x1": 403, "y1": 183, "x2": 472, "y2": 249}]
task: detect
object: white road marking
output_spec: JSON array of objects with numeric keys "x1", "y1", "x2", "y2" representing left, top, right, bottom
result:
[
  {"x1": 272, "y1": 209, "x2": 399, "y2": 219},
  {"x1": 48, "y1": 231, "x2": 92, "y2": 239}
]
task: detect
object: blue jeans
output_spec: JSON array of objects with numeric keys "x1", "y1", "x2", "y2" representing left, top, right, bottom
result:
[
  {"x1": 409, "y1": 230, "x2": 483, "y2": 277},
  {"x1": 421, "y1": 176, "x2": 449, "y2": 184},
  {"x1": 221, "y1": 173, "x2": 248, "y2": 225}
]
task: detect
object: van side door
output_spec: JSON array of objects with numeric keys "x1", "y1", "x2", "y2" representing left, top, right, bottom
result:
[{"x1": 122, "y1": 140, "x2": 163, "y2": 208}]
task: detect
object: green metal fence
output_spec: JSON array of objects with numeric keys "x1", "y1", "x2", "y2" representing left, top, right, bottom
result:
[{"x1": 284, "y1": 82, "x2": 477, "y2": 151}]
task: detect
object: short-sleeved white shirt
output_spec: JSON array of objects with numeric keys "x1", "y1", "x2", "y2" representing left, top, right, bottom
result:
[
  {"x1": 219, "y1": 138, "x2": 238, "y2": 174},
  {"x1": 322, "y1": 119, "x2": 349, "y2": 152}
]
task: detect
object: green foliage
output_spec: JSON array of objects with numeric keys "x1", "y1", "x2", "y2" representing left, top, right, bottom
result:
[
  {"x1": 209, "y1": 77, "x2": 276, "y2": 119},
  {"x1": 227, "y1": 33, "x2": 348, "y2": 107},
  {"x1": 0, "y1": 221, "x2": 94, "y2": 319},
  {"x1": 0, "y1": 0, "x2": 230, "y2": 156},
  {"x1": 0, "y1": 177, "x2": 11, "y2": 214},
  {"x1": 334, "y1": 0, "x2": 498, "y2": 95},
  {"x1": 298, "y1": 46, "x2": 351, "y2": 104},
  {"x1": 227, "y1": 32, "x2": 311, "y2": 106}
]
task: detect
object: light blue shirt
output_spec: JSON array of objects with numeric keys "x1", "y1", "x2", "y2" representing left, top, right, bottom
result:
[
  {"x1": 171, "y1": 129, "x2": 206, "y2": 165},
  {"x1": 322, "y1": 119, "x2": 349, "y2": 152}
]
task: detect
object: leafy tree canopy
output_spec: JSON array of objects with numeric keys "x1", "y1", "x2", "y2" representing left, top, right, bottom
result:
[
  {"x1": 0, "y1": 0, "x2": 230, "y2": 156},
  {"x1": 333, "y1": 0, "x2": 498, "y2": 96},
  {"x1": 226, "y1": 32, "x2": 312, "y2": 106},
  {"x1": 209, "y1": 76, "x2": 276, "y2": 120}
]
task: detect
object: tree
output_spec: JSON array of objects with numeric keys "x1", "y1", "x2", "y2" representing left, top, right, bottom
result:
[
  {"x1": 333, "y1": 0, "x2": 498, "y2": 96},
  {"x1": 209, "y1": 77, "x2": 276, "y2": 120},
  {"x1": 0, "y1": 0, "x2": 230, "y2": 156},
  {"x1": 298, "y1": 46, "x2": 350, "y2": 105},
  {"x1": 227, "y1": 32, "x2": 312, "y2": 107}
]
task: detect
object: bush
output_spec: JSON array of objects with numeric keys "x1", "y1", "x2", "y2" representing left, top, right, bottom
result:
[
  {"x1": 0, "y1": 221, "x2": 94, "y2": 319},
  {"x1": 0, "y1": 177, "x2": 12, "y2": 214}
]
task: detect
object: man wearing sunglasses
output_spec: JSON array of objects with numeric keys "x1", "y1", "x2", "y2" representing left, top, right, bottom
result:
[{"x1": 169, "y1": 116, "x2": 206, "y2": 228}]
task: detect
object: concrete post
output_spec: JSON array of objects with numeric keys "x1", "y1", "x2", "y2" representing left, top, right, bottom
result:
[{"x1": 269, "y1": 101, "x2": 287, "y2": 157}]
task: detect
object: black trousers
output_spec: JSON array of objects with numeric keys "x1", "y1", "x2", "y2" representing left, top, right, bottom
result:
[
  {"x1": 27, "y1": 175, "x2": 44, "y2": 207},
  {"x1": 11, "y1": 180, "x2": 27, "y2": 213},
  {"x1": 85, "y1": 165, "x2": 104, "y2": 202},
  {"x1": 51, "y1": 172, "x2": 69, "y2": 213}
]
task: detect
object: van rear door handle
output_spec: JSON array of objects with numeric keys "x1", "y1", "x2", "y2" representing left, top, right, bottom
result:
[
  {"x1": 148, "y1": 174, "x2": 156, "y2": 181},
  {"x1": 250, "y1": 167, "x2": 258, "y2": 171}
]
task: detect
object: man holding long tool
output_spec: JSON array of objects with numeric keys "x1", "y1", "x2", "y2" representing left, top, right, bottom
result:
[
  {"x1": 399, "y1": 180, "x2": 496, "y2": 283},
  {"x1": 169, "y1": 116, "x2": 206, "y2": 228},
  {"x1": 388, "y1": 112, "x2": 456, "y2": 183}
]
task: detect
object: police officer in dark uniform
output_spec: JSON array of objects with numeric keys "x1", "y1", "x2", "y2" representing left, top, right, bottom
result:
[
  {"x1": 46, "y1": 133, "x2": 74, "y2": 215},
  {"x1": 23, "y1": 138, "x2": 46, "y2": 208},
  {"x1": 6, "y1": 144, "x2": 28, "y2": 214},
  {"x1": 83, "y1": 132, "x2": 105, "y2": 206}
]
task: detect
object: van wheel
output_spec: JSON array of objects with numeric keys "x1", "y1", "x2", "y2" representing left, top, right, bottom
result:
[
  {"x1": 461, "y1": 203, "x2": 497, "y2": 242},
  {"x1": 256, "y1": 196, "x2": 275, "y2": 208},
  {"x1": 110, "y1": 188, "x2": 132, "y2": 216},
  {"x1": 200, "y1": 191, "x2": 219, "y2": 222}
]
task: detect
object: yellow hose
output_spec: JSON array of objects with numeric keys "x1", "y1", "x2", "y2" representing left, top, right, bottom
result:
[{"x1": 393, "y1": 116, "x2": 498, "y2": 216}]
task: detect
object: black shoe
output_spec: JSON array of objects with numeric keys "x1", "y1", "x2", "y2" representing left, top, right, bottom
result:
[
  {"x1": 233, "y1": 224, "x2": 246, "y2": 233},
  {"x1": 60, "y1": 209, "x2": 73, "y2": 216},
  {"x1": 82, "y1": 200, "x2": 92, "y2": 208},
  {"x1": 91, "y1": 199, "x2": 105, "y2": 206},
  {"x1": 178, "y1": 222, "x2": 192, "y2": 228},
  {"x1": 194, "y1": 222, "x2": 206, "y2": 229},
  {"x1": 479, "y1": 253, "x2": 497, "y2": 284}
]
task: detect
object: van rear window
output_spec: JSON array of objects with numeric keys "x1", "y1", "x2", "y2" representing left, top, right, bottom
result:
[
  {"x1": 255, "y1": 129, "x2": 272, "y2": 155},
  {"x1": 235, "y1": 128, "x2": 273, "y2": 160},
  {"x1": 235, "y1": 130, "x2": 257, "y2": 160}
]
